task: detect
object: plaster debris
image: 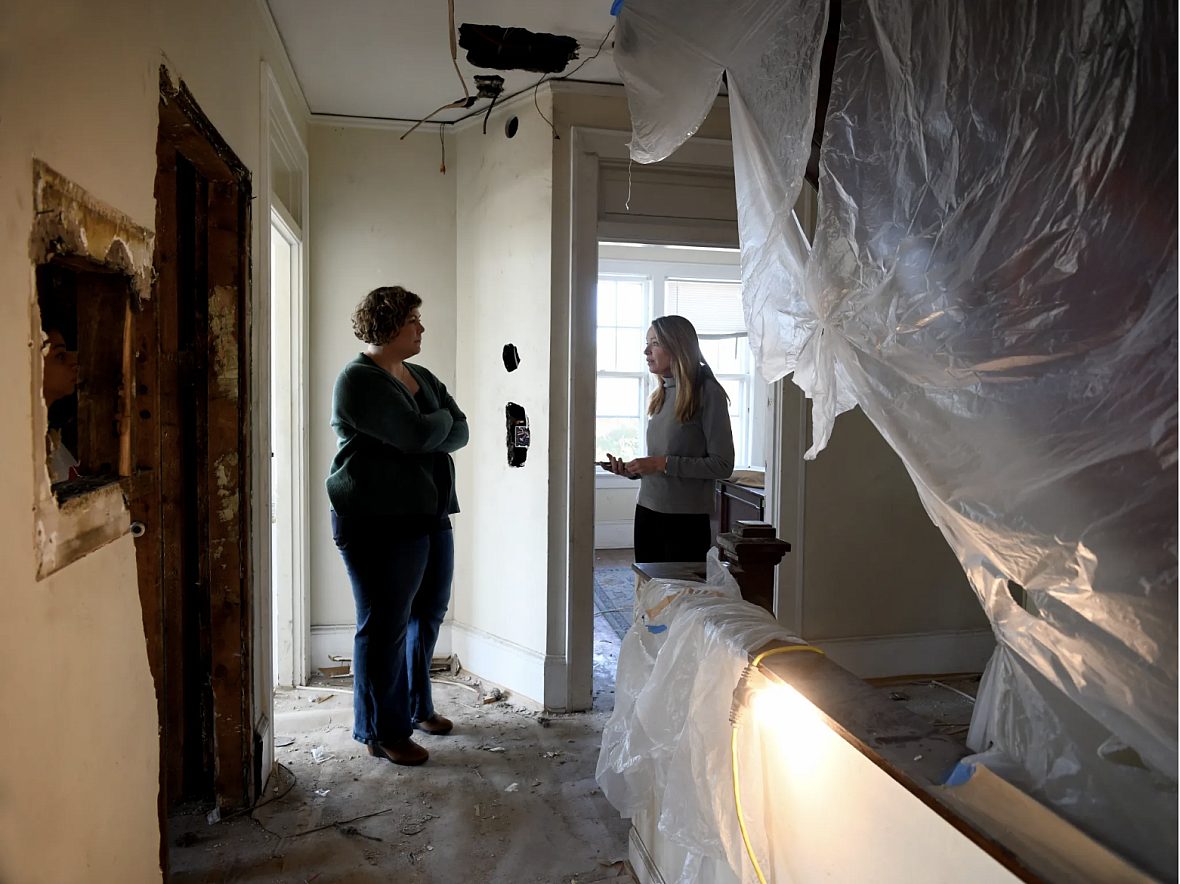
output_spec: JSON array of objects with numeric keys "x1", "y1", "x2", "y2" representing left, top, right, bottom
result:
[
  {"x1": 311, "y1": 747, "x2": 333, "y2": 764},
  {"x1": 505, "y1": 783, "x2": 520, "y2": 792}
]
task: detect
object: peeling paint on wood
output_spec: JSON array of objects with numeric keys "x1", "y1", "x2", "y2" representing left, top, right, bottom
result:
[
  {"x1": 29, "y1": 161, "x2": 155, "y2": 305},
  {"x1": 210, "y1": 286, "x2": 240, "y2": 399}
]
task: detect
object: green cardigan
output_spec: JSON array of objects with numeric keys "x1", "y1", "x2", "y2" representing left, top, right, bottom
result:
[{"x1": 326, "y1": 354, "x2": 469, "y2": 517}]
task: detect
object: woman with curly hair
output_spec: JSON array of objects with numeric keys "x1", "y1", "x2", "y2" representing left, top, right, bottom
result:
[{"x1": 327, "y1": 285, "x2": 468, "y2": 766}]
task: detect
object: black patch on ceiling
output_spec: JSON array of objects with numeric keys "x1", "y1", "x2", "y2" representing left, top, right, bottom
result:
[
  {"x1": 502, "y1": 343, "x2": 520, "y2": 372},
  {"x1": 458, "y1": 24, "x2": 579, "y2": 74}
]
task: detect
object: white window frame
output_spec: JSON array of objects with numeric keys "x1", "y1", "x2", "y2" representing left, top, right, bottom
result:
[{"x1": 595, "y1": 256, "x2": 761, "y2": 485}]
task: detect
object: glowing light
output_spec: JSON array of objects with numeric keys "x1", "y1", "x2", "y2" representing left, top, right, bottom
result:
[{"x1": 750, "y1": 683, "x2": 832, "y2": 777}]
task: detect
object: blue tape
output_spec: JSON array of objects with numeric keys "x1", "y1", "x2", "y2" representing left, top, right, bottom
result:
[
  {"x1": 610, "y1": 0, "x2": 626, "y2": 16},
  {"x1": 941, "y1": 761, "x2": 976, "y2": 787}
]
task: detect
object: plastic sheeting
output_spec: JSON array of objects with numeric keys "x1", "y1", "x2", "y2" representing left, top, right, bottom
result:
[
  {"x1": 613, "y1": 0, "x2": 1177, "y2": 877},
  {"x1": 597, "y1": 550, "x2": 806, "y2": 883}
]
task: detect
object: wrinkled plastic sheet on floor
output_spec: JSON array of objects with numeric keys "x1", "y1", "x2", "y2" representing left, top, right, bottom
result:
[
  {"x1": 612, "y1": 0, "x2": 1177, "y2": 877},
  {"x1": 596, "y1": 550, "x2": 805, "y2": 884}
]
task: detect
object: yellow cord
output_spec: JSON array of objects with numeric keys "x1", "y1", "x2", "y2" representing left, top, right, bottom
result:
[{"x1": 732, "y1": 645, "x2": 825, "y2": 884}]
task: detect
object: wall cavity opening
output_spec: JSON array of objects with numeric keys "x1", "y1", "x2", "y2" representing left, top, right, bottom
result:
[
  {"x1": 506, "y1": 402, "x2": 530, "y2": 467},
  {"x1": 502, "y1": 343, "x2": 520, "y2": 371},
  {"x1": 505, "y1": 116, "x2": 520, "y2": 139},
  {"x1": 29, "y1": 161, "x2": 153, "y2": 578}
]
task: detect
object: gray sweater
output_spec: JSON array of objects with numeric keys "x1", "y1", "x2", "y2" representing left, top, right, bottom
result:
[{"x1": 637, "y1": 376, "x2": 735, "y2": 515}]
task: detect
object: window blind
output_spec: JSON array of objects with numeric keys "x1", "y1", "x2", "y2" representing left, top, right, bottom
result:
[{"x1": 663, "y1": 278, "x2": 746, "y2": 338}]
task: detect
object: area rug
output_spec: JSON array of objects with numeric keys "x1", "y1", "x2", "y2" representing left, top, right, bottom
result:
[{"x1": 594, "y1": 567, "x2": 635, "y2": 640}]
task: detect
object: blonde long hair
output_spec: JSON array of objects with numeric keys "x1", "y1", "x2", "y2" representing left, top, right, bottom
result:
[{"x1": 647, "y1": 315, "x2": 728, "y2": 422}]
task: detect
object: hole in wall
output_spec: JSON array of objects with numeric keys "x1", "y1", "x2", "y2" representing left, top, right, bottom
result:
[
  {"x1": 505, "y1": 116, "x2": 519, "y2": 139},
  {"x1": 503, "y1": 343, "x2": 520, "y2": 372},
  {"x1": 506, "y1": 402, "x2": 530, "y2": 467}
]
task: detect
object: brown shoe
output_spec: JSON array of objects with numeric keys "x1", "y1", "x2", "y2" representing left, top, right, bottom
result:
[
  {"x1": 367, "y1": 738, "x2": 429, "y2": 766},
  {"x1": 413, "y1": 714, "x2": 454, "y2": 735}
]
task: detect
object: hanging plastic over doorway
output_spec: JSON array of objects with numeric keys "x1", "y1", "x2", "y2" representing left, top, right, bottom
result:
[{"x1": 613, "y1": 0, "x2": 1177, "y2": 876}]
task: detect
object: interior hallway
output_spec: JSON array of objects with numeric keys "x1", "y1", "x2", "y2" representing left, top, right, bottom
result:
[{"x1": 170, "y1": 671, "x2": 630, "y2": 883}]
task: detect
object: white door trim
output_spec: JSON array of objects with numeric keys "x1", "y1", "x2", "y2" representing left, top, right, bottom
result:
[
  {"x1": 257, "y1": 59, "x2": 311, "y2": 781},
  {"x1": 563, "y1": 126, "x2": 738, "y2": 711}
]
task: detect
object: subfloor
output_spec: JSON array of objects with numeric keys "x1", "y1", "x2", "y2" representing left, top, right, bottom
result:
[
  {"x1": 170, "y1": 594, "x2": 629, "y2": 882},
  {"x1": 870, "y1": 674, "x2": 982, "y2": 746}
]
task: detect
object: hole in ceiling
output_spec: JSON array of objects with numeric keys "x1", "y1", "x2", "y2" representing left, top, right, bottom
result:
[
  {"x1": 505, "y1": 117, "x2": 519, "y2": 139},
  {"x1": 458, "y1": 24, "x2": 580, "y2": 74}
]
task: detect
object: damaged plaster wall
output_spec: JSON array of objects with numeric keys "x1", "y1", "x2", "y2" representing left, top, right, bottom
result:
[
  {"x1": 307, "y1": 123, "x2": 458, "y2": 667},
  {"x1": 452, "y1": 89, "x2": 558, "y2": 705},
  {"x1": 0, "y1": 1, "x2": 306, "y2": 880}
]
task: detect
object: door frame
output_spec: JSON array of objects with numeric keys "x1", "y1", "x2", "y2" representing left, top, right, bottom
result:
[
  {"x1": 144, "y1": 66, "x2": 255, "y2": 835},
  {"x1": 563, "y1": 127, "x2": 739, "y2": 711},
  {"x1": 258, "y1": 60, "x2": 311, "y2": 703}
]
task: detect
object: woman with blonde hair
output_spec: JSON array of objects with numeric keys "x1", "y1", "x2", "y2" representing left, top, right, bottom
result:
[{"x1": 602, "y1": 314, "x2": 735, "y2": 562}]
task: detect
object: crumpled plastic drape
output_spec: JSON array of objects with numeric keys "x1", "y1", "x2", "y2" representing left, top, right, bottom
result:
[
  {"x1": 596, "y1": 550, "x2": 806, "y2": 884},
  {"x1": 613, "y1": 0, "x2": 1177, "y2": 877}
]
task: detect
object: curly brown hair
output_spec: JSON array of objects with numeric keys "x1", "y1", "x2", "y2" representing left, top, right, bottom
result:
[{"x1": 351, "y1": 286, "x2": 423, "y2": 345}]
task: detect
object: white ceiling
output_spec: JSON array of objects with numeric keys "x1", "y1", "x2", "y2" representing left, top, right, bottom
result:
[{"x1": 266, "y1": 1, "x2": 622, "y2": 122}]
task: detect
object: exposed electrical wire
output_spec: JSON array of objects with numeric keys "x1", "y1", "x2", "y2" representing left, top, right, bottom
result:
[
  {"x1": 560, "y1": 24, "x2": 615, "y2": 81},
  {"x1": 447, "y1": 0, "x2": 470, "y2": 103},
  {"x1": 479, "y1": 93, "x2": 497, "y2": 135},
  {"x1": 440, "y1": 122, "x2": 446, "y2": 173},
  {"x1": 530, "y1": 25, "x2": 617, "y2": 142},
  {"x1": 400, "y1": 0, "x2": 474, "y2": 140},
  {"x1": 533, "y1": 73, "x2": 558, "y2": 140}
]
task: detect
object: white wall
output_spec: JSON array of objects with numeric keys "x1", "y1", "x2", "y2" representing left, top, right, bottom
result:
[
  {"x1": 0, "y1": 1, "x2": 306, "y2": 880},
  {"x1": 450, "y1": 95, "x2": 557, "y2": 704},
  {"x1": 307, "y1": 124, "x2": 458, "y2": 664}
]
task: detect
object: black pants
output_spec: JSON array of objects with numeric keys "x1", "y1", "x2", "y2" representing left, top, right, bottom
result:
[{"x1": 633, "y1": 504, "x2": 712, "y2": 563}]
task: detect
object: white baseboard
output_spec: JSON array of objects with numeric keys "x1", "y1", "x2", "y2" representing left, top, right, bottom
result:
[
  {"x1": 813, "y1": 628, "x2": 996, "y2": 680},
  {"x1": 310, "y1": 620, "x2": 454, "y2": 672},
  {"x1": 449, "y1": 621, "x2": 563, "y2": 709},
  {"x1": 595, "y1": 520, "x2": 634, "y2": 550},
  {"x1": 629, "y1": 827, "x2": 666, "y2": 884},
  {"x1": 309, "y1": 623, "x2": 353, "y2": 671}
]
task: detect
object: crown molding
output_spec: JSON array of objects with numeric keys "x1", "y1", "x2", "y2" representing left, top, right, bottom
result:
[{"x1": 255, "y1": 0, "x2": 311, "y2": 120}]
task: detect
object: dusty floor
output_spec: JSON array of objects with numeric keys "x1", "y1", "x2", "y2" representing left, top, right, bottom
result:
[
  {"x1": 871, "y1": 674, "x2": 981, "y2": 746},
  {"x1": 170, "y1": 612, "x2": 628, "y2": 884}
]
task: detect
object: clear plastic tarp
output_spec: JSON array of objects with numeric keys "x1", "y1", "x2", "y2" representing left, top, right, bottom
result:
[
  {"x1": 597, "y1": 550, "x2": 805, "y2": 883},
  {"x1": 612, "y1": 0, "x2": 1177, "y2": 877}
]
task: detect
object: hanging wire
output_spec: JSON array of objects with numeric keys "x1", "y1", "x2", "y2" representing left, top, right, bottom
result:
[
  {"x1": 400, "y1": 0, "x2": 473, "y2": 140},
  {"x1": 439, "y1": 122, "x2": 446, "y2": 173},
  {"x1": 529, "y1": 24, "x2": 617, "y2": 141}
]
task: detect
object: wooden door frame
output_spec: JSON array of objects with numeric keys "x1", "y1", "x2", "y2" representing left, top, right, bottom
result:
[{"x1": 136, "y1": 69, "x2": 254, "y2": 871}]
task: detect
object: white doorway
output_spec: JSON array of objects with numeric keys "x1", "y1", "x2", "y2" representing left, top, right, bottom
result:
[
  {"x1": 564, "y1": 126, "x2": 744, "y2": 711},
  {"x1": 269, "y1": 209, "x2": 307, "y2": 688},
  {"x1": 260, "y1": 61, "x2": 310, "y2": 701}
]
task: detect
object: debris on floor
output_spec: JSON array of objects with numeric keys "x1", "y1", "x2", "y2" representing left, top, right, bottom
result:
[{"x1": 168, "y1": 644, "x2": 629, "y2": 884}]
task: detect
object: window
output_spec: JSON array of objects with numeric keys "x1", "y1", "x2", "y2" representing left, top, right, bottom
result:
[
  {"x1": 665, "y1": 278, "x2": 755, "y2": 466},
  {"x1": 595, "y1": 275, "x2": 649, "y2": 461},
  {"x1": 595, "y1": 248, "x2": 766, "y2": 471}
]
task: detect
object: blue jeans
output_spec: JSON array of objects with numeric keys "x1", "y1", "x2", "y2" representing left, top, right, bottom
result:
[{"x1": 331, "y1": 513, "x2": 454, "y2": 744}]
